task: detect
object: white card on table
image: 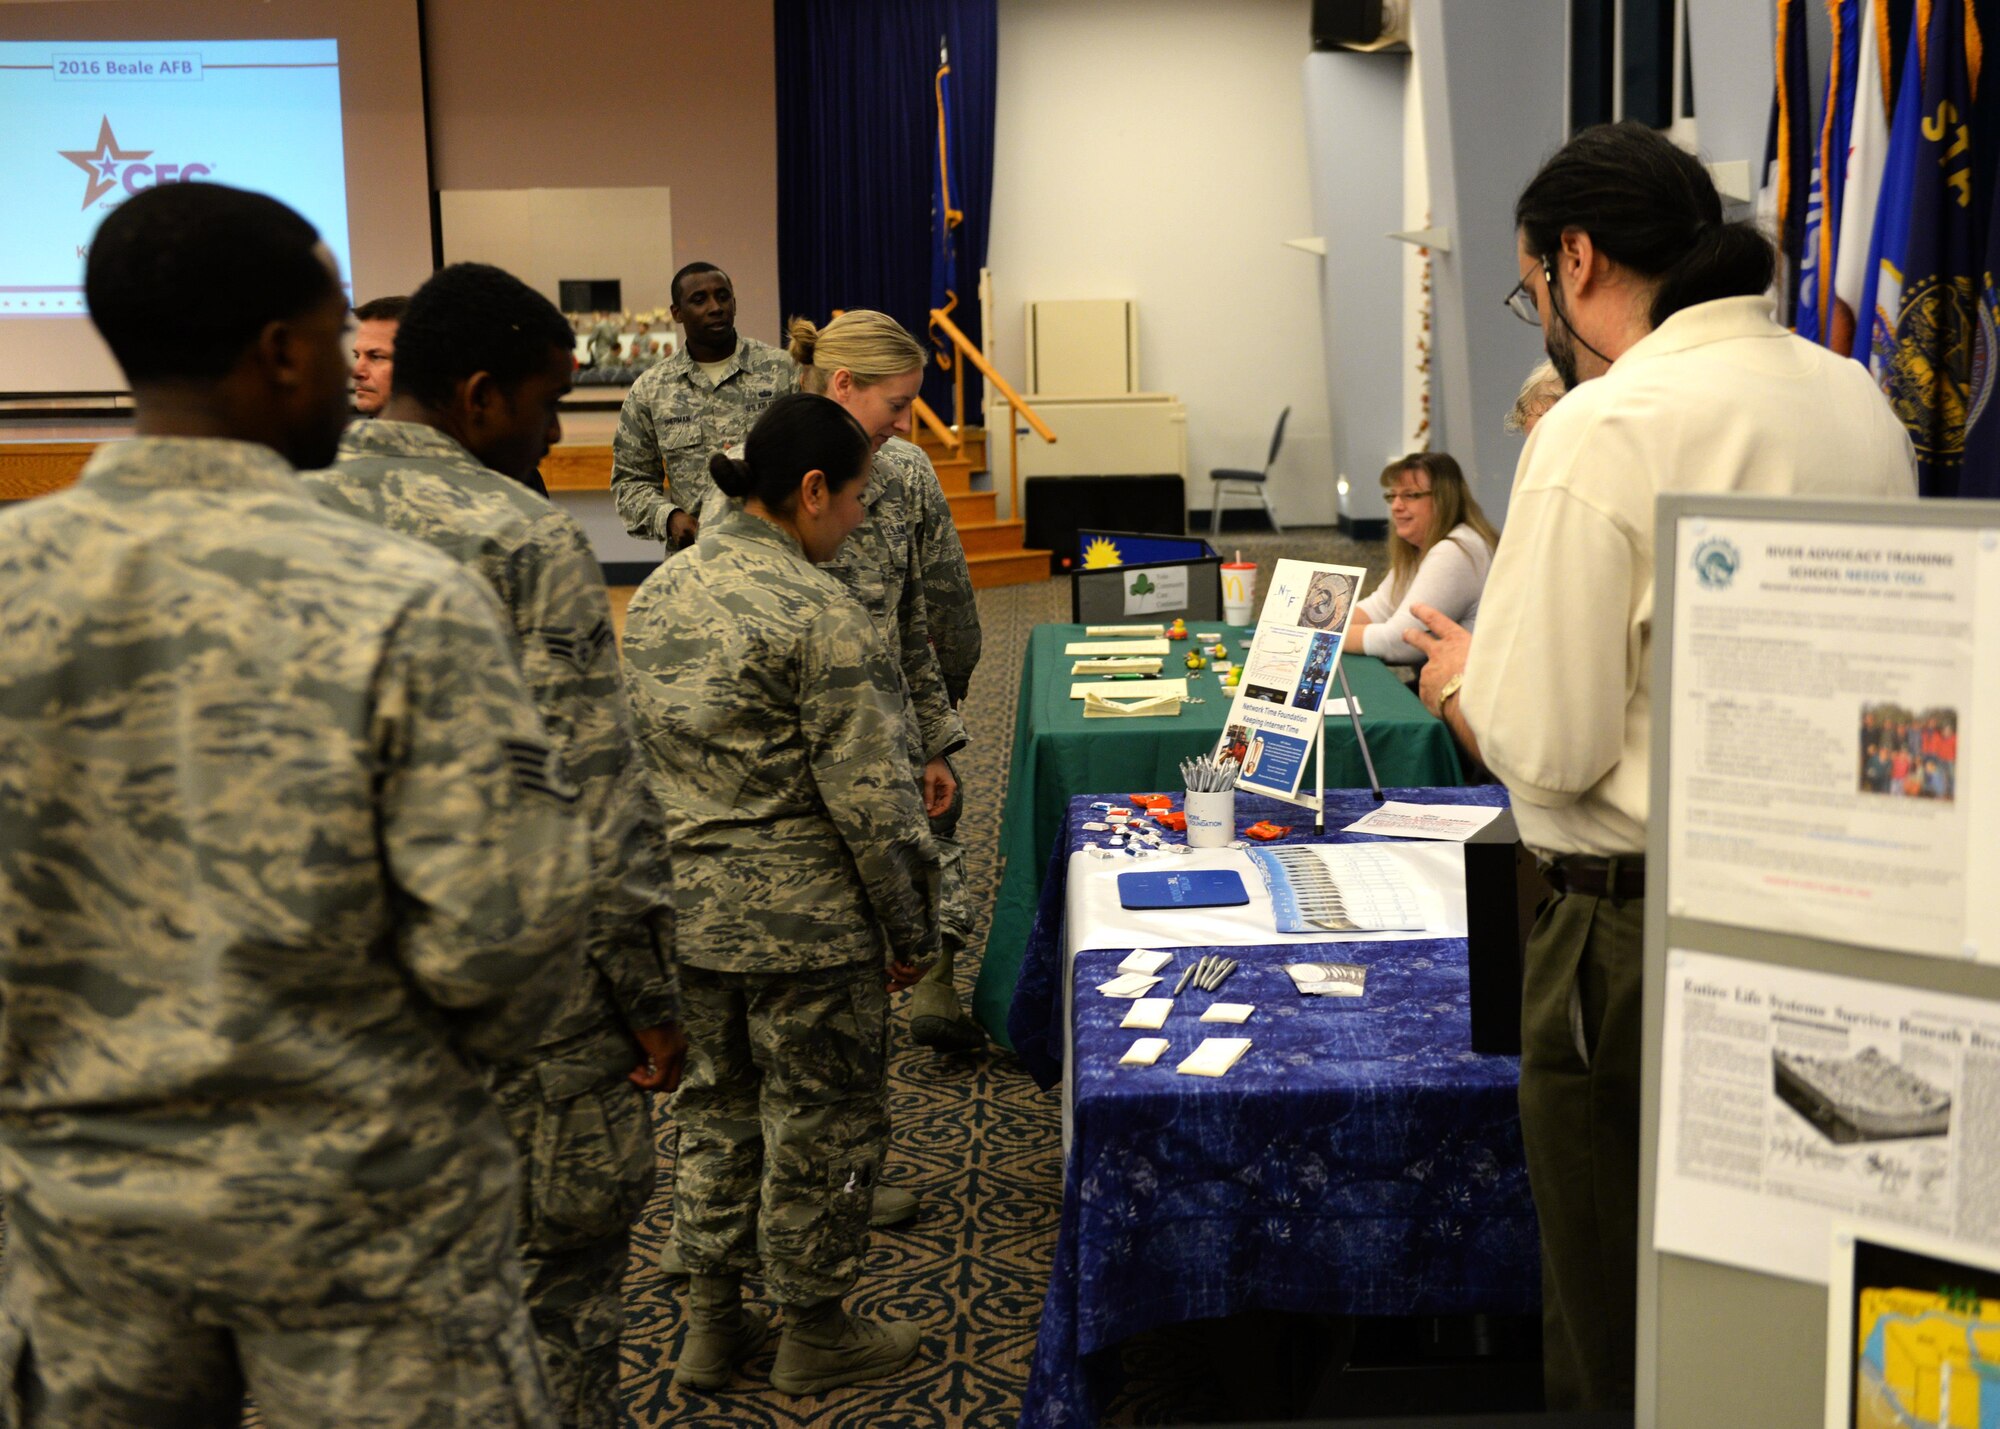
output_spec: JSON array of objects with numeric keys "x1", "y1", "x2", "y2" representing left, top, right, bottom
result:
[
  {"x1": 1120, "y1": 1037, "x2": 1170, "y2": 1066},
  {"x1": 1065, "y1": 639, "x2": 1170, "y2": 656},
  {"x1": 1176, "y1": 1037, "x2": 1252, "y2": 1076},
  {"x1": 1068, "y1": 677, "x2": 1188, "y2": 701},
  {"x1": 1096, "y1": 972, "x2": 1162, "y2": 998},
  {"x1": 1086, "y1": 624, "x2": 1165, "y2": 638},
  {"x1": 1119, "y1": 949, "x2": 1174, "y2": 975},
  {"x1": 1200, "y1": 1003, "x2": 1255, "y2": 1023},
  {"x1": 1121, "y1": 998, "x2": 1173, "y2": 1030}
]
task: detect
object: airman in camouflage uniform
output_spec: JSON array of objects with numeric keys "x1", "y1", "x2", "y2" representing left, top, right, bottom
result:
[
  {"x1": 622, "y1": 496, "x2": 938, "y2": 1394},
  {"x1": 824, "y1": 435, "x2": 985, "y2": 1049},
  {"x1": 305, "y1": 414, "x2": 677, "y2": 1429},
  {"x1": 610, "y1": 265, "x2": 797, "y2": 548},
  {"x1": 0, "y1": 439, "x2": 588, "y2": 1427}
]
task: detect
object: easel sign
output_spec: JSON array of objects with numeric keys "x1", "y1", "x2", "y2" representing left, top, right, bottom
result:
[{"x1": 1214, "y1": 559, "x2": 1382, "y2": 827}]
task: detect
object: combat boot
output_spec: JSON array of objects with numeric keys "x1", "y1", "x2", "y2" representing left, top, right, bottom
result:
[
  {"x1": 672, "y1": 1274, "x2": 771, "y2": 1390},
  {"x1": 769, "y1": 1298, "x2": 921, "y2": 1395},
  {"x1": 908, "y1": 969, "x2": 986, "y2": 1054}
]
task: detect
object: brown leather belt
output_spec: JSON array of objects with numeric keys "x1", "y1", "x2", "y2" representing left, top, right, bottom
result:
[{"x1": 1541, "y1": 854, "x2": 1646, "y2": 901}]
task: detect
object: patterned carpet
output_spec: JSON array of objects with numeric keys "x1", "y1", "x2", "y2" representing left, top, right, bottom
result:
[{"x1": 611, "y1": 525, "x2": 1387, "y2": 1428}]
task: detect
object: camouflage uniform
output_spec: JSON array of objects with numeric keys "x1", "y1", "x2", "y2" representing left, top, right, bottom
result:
[
  {"x1": 305, "y1": 420, "x2": 677, "y2": 1429},
  {"x1": 621, "y1": 503, "x2": 938, "y2": 1306},
  {"x1": 825, "y1": 437, "x2": 984, "y2": 978},
  {"x1": 610, "y1": 337, "x2": 798, "y2": 545},
  {"x1": 0, "y1": 437, "x2": 590, "y2": 1427}
]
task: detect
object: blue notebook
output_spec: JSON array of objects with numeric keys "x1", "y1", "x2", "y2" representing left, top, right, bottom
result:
[{"x1": 1117, "y1": 869, "x2": 1250, "y2": 910}]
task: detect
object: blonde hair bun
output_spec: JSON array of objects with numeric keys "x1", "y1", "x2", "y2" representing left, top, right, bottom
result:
[{"x1": 785, "y1": 315, "x2": 821, "y2": 368}]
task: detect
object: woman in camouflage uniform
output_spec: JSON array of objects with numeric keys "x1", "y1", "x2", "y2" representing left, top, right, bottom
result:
[
  {"x1": 621, "y1": 393, "x2": 940, "y2": 1396},
  {"x1": 786, "y1": 311, "x2": 984, "y2": 1055}
]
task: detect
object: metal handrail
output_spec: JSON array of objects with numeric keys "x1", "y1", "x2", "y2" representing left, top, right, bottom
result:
[
  {"x1": 910, "y1": 396, "x2": 962, "y2": 453},
  {"x1": 929, "y1": 309, "x2": 1055, "y2": 442},
  {"x1": 928, "y1": 306, "x2": 1055, "y2": 524}
]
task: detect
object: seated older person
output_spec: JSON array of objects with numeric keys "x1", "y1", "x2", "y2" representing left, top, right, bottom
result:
[
  {"x1": 1348, "y1": 451, "x2": 1498, "y2": 666},
  {"x1": 1506, "y1": 358, "x2": 1565, "y2": 436}
]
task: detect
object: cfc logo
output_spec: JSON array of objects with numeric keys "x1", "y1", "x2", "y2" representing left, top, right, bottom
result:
[{"x1": 60, "y1": 117, "x2": 211, "y2": 211}]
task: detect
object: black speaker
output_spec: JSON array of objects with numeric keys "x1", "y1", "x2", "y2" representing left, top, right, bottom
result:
[
  {"x1": 559, "y1": 279, "x2": 622, "y2": 313},
  {"x1": 1312, "y1": 0, "x2": 1383, "y2": 48},
  {"x1": 1462, "y1": 807, "x2": 1552, "y2": 1057}
]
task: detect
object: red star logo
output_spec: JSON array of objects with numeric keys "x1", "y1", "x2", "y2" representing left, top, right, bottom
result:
[{"x1": 59, "y1": 118, "x2": 151, "y2": 210}]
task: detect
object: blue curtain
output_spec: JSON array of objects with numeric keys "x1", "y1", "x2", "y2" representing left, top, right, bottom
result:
[{"x1": 775, "y1": 0, "x2": 997, "y2": 421}]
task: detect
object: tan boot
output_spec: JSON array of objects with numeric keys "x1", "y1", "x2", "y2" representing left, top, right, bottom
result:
[
  {"x1": 672, "y1": 1274, "x2": 771, "y2": 1391},
  {"x1": 909, "y1": 955, "x2": 987, "y2": 1054},
  {"x1": 868, "y1": 1184, "x2": 919, "y2": 1228},
  {"x1": 769, "y1": 1298, "x2": 921, "y2": 1396}
]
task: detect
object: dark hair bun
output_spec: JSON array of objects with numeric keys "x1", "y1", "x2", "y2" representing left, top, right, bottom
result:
[
  {"x1": 1651, "y1": 220, "x2": 1776, "y2": 327},
  {"x1": 709, "y1": 451, "x2": 752, "y2": 498}
]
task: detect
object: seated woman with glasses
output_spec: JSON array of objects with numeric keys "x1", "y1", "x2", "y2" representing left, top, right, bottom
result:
[{"x1": 1348, "y1": 451, "x2": 1499, "y2": 668}]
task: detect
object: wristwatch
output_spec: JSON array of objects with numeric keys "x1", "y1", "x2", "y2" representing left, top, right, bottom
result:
[{"x1": 1434, "y1": 672, "x2": 1465, "y2": 718}]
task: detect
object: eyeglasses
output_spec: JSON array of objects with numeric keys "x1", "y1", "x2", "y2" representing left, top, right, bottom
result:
[
  {"x1": 1384, "y1": 487, "x2": 1433, "y2": 505},
  {"x1": 1503, "y1": 274, "x2": 1542, "y2": 327}
]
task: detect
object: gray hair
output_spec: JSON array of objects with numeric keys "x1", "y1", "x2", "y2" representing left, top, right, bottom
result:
[{"x1": 1504, "y1": 359, "x2": 1564, "y2": 435}]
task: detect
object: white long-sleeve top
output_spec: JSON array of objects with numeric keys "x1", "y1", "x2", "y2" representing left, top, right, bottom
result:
[
  {"x1": 1357, "y1": 523, "x2": 1494, "y2": 664},
  {"x1": 1459, "y1": 296, "x2": 1916, "y2": 858}
]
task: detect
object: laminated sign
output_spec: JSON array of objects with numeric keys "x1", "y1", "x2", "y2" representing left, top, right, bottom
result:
[{"x1": 1213, "y1": 559, "x2": 1365, "y2": 797}]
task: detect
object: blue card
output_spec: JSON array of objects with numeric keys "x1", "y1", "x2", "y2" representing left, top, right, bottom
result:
[{"x1": 1117, "y1": 869, "x2": 1250, "y2": 910}]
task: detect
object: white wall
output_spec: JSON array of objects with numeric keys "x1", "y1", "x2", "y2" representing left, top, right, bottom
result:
[
  {"x1": 438, "y1": 186, "x2": 676, "y2": 317},
  {"x1": 986, "y1": 0, "x2": 1335, "y2": 526}
]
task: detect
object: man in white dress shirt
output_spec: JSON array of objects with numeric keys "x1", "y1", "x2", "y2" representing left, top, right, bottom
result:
[{"x1": 1407, "y1": 121, "x2": 1915, "y2": 1411}]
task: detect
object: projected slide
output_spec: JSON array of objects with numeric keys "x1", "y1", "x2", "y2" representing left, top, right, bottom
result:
[{"x1": 0, "y1": 39, "x2": 351, "y2": 318}]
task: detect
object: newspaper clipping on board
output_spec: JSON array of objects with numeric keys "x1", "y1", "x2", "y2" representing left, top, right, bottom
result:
[{"x1": 1654, "y1": 949, "x2": 2000, "y2": 1285}]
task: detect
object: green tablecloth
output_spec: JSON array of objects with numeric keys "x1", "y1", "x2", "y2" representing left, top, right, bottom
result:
[{"x1": 971, "y1": 623, "x2": 1466, "y2": 1046}]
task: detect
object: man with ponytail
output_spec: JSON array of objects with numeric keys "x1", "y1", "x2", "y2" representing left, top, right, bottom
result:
[{"x1": 1406, "y1": 121, "x2": 1915, "y2": 1411}]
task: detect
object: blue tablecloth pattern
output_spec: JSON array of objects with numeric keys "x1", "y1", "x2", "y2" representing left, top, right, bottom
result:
[{"x1": 1010, "y1": 787, "x2": 1538, "y2": 1428}]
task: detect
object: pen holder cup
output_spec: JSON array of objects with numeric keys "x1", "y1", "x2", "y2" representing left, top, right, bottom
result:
[{"x1": 1185, "y1": 790, "x2": 1237, "y2": 848}]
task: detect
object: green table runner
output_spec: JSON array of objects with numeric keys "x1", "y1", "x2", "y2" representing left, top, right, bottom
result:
[{"x1": 971, "y1": 623, "x2": 1467, "y2": 1046}]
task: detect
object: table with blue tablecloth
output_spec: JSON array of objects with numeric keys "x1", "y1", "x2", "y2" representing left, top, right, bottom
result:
[
  {"x1": 971, "y1": 624, "x2": 1466, "y2": 1047},
  {"x1": 1010, "y1": 787, "x2": 1538, "y2": 1429}
]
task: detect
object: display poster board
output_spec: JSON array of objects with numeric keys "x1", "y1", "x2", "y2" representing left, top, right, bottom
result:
[
  {"x1": 1822, "y1": 1223, "x2": 2000, "y2": 1429},
  {"x1": 1075, "y1": 529, "x2": 1217, "y2": 567},
  {"x1": 1211, "y1": 558, "x2": 1365, "y2": 798},
  {"x1": 1070, "y1": 557, "x2": 1222, "y2": 624},
  {"x1": 1639, "y1": 495, "x2": 2000, "y2": 1429}
]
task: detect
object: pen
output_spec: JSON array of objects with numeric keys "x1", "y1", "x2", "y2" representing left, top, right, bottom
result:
[{"x1": 1173, "y1": 961, "x2": 1196, "y2": 996}]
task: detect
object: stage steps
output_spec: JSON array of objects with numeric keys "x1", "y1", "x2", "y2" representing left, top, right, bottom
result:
[{"x1": 915, "y1": 425, "x2": 1050, "y2": 589}]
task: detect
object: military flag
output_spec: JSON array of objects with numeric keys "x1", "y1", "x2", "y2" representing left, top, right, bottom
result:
[
  {"x1": 1869, "y1": 0, "x2": 1983, "y2": 496},
  {"x1": 1831, "y1": 0, "x2": 1898, "y2": 354},
  {"x1": 929, "y1": 34, "x2": 965, "y2": 376},
  {"x1": 1764, "y1": 0, "x2": 1817, "y2": 329},
  {"x1": 1807, "y1": 0, "x2": 1863, "y2": 345}
]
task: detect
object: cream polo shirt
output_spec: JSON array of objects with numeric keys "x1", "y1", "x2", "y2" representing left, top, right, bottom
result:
[{"x1": 1460, "y1": 295, "x2": 1917, "y2": 858}]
